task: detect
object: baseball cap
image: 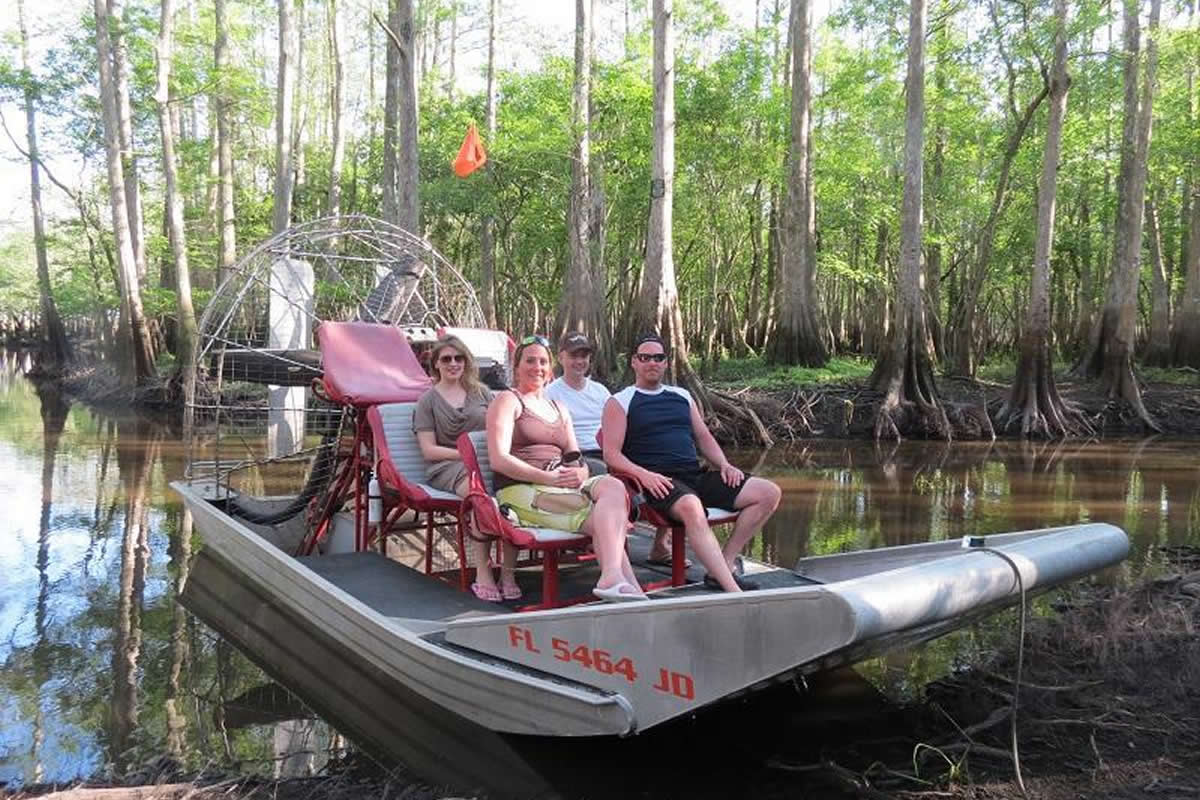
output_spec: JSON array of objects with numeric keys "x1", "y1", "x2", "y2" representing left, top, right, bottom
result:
[
  {"x1": 634, "y1": 332, "x2": 667, "y2": 353},
  {"x1": 559, "y1": 332, "x2": 594, "y2": 353}
]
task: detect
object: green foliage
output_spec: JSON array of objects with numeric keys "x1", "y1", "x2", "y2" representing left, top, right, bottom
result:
[
  {"x1": 0, "y1": 0, "x2": 1194, "y2": 389},
  {"x1": 706, "y1": 355, "x2": 873, "y2": 390},
  {"x1": 0, "y1": 232, "x2": 38, "y2": 315}
]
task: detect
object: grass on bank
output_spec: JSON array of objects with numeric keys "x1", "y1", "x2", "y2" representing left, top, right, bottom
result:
[
  {"x1": 702, "y1": 355, "x2": 873, "y2": 391},
  {"x1": 699, "y1": 353, "x2": 1198, "y2": 392}
]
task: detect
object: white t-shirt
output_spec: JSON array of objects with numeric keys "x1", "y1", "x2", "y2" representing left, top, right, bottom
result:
[{"x1": 545, "y1": 376, "x2": 611, "y2": 451}]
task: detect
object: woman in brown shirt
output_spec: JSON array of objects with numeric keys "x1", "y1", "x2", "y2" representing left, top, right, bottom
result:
[
  {"x1": 413, "y1": 336, "x2": 508, "y2": 601},
  {"x1": 486, "y1": 336, "x2": 647, "y2": 602}
]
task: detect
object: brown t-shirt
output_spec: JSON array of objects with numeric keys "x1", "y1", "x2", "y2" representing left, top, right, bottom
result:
[
  {"x1": 495, "y1": 390, "x2": 572, "y2": 490},
  {"x1": 412, "y1": 386, "x2": 491, "y2": 491}
]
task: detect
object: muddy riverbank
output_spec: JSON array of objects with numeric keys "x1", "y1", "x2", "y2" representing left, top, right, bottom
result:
[{"x1": 40, "y1": 356, "x2": 1200, "y2": 445}]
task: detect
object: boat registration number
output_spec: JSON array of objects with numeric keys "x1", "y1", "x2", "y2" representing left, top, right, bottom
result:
[{"x1": 507, "y1": 624, "x2": 696, "y2": 700}]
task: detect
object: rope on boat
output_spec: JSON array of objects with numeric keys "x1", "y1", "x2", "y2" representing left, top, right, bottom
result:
[{"x1": 978, "y1": 545, "x2": 1029, "y2": 798}]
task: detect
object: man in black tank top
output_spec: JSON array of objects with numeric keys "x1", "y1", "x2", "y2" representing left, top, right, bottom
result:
[{"x1": 601, "y1": 334, "x2": 782, "y2": 592}]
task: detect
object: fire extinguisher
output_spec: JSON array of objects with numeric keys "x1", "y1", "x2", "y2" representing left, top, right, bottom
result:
[{"x1": 368, "y1": 474, "x2": 382, "y2": 525}]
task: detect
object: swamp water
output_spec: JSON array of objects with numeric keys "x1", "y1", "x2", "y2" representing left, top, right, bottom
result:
[{"x1": 1, "y1": 351, "x2": 1197, "y2": 788}]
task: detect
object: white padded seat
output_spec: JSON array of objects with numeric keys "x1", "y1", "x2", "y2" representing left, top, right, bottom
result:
[
  {"x1": 416, "y1": 484, "x2": 460, "y2": 503},
  {"x1": 708, "y1": 507, "x2": 738, "y2": 521},
  {"x1": 375, "y1": 402, "x2": 429, "y2": 486},
  {"x1": 464, "y1": 430, "x2": 496, "y2": 493},
  {"x1": 522, "y1": 527, "x2": 589, "y2": 544}
]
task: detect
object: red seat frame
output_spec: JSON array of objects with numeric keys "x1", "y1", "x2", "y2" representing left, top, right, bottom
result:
[
  {"x1": 456, "y1": 431, "x2": 594, "y2": 611},
  {"x1": 596, "y1": 430, "x2": 740, "y2": 587}
]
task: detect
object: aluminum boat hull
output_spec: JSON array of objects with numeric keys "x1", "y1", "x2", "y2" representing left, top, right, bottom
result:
[{"x1": 173, "y1": 480, "x2": 1128, "y2": 790}]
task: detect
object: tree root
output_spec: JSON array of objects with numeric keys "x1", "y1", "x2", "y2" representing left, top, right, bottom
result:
[{"x1": 999, "y1": 346, "x2": 1094, "y2": 438}]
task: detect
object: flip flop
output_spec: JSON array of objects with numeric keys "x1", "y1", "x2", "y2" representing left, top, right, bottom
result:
[
  {"x1": 592, "y1": 581, "x2": 649, "y2": 603},
  {"x1": 500, "y1": 580, "x2": 523, "y2": 601},
  {"x1": 471, "y1": 582, "x2": 503, "y2": 603},
  {"x1": 646, "y1": 554, "x2": 693, "y2": 569}
]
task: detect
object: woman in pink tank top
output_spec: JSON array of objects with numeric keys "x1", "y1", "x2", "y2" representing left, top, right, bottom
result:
[{"x1": 485, "y1": 336, "x2": 647, "y2": 602}]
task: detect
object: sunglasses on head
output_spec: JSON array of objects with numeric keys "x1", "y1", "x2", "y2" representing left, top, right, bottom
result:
[
  {"x1": 437, "y1": 353, "x2": 466, "y2": 364},
  {"x1": 635, "y1": 352, "x2": 668, "y2": 363},
  {"x1": 519, "y1": 334, "x2": 551, "y2": 348}
]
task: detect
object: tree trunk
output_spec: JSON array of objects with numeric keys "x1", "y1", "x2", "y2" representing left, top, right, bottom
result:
[
  {"x1": 446, "y1": 0, "x2": 457, "y2": 97},
  {"x1": 557, "y1": 0, "x2": 611, "y2": 376},
  {"x1": 867, "y1": 0, "x2": 947, "y2": 440},
  {"x1": 479, "y1": 0, "x2": 498, "y2": 327},
  {"x1": 626, "y1": 0, "x2": 703, "y2": 401},
  {"x1": 1144, "y1": 193, "x2": 1171, "y2": 365},
  {"x1": 767, "y1": 0, "x2": 827, "y2": 366},
  {"x1": 396, "y1": 0, "x2": 420, "y2": 233},
  {"x1": 1000, "y1": 0, "x2": 1088, "y2": 438},
  {"x1": 1071, "y1": 189, "x2": 1095, "y2": 354},
  {"x1": 109, "y1": 0, "x2": 147, "y2": 280},
  {"x1": 94, "y1": 0, "x2": 156, "y2": 384},
  {"x1": 926, "y1": 7, "x2": 948, "y2": 362},
  {"x1": 156, "y1": 0, "x2": 198, "y2": 394},
  {"x1": 292, "y1": 0, "x2": 307, "y2": 204},
  {"x1": 17, "y1": 0, "x2": 71, "y2": 371},
  {"x1": 1074, "y1": 0, "x2": 1160, "y2": 431},
  {"x1": 214, "y1": 0, "x2": 237, "y2": 285},
  {"x1": 274, "y1": 0, "x2": 298, "y2": 235},
  {"x1": 326, "y1": 0, "x2": 346, "y2": 220},
  {"x1": 1170, "y1": 1, "x2": 1199, "y2": 368},
  {"x1": 382, "y1": 0, "x2": 400, "y2": 223},
  {"x1": 1171, "y1": 187, "x2": 1200, "y2": 366}
]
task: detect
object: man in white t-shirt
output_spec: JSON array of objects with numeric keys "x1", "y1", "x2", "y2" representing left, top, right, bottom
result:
[{"x1": 545, "y1": 332, "x2": 610, "y2": 471}]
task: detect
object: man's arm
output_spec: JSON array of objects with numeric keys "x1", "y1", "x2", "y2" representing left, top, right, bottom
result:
[
  {"x1": 601, "y1": 397, "x2": 674, "y2": 498},
  {"x1": 689, "y1": 400, "x2": 743, "y2": 487}
]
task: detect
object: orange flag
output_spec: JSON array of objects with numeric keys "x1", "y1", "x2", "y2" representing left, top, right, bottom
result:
[{"x1": 453, "y1": 123, "x2": 487, "y2": 177}]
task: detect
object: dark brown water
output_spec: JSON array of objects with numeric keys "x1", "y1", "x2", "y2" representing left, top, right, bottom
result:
[{"x1": 1, "y1": 350, "x2": 1196, "y2": 787}]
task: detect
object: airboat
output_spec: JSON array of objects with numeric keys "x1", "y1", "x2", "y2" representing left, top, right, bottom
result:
[{"x1": 172, "y1": 215, "x2": 1129, "y2": 796}]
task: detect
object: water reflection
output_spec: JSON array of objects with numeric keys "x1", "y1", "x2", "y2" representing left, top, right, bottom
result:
[
  {"x1": 1, "y1": 351, "x2": 1198, "y2": 788},
  {"x1": 0, "y1": 353, "x2": 331, "y2": 787},
  {"x1": 747, "y1": 438, "x2": 1200, "y2": 569}
]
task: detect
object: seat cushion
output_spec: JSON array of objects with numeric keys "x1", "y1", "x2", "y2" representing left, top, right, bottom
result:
[
  {"x1": 416, "y1": 483, "x2": 460, "y2": 503},
  {"x1": 520, "y1": 527, "x2": 590, "y2": 544}
]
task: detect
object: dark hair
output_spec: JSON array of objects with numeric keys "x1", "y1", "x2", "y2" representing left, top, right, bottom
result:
[{"x1": 634, "y1": 332, "x2": 667, "y2": 353}]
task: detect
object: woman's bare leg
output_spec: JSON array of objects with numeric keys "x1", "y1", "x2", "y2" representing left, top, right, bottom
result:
[{"x1": 582, "y1": 477, "x2": 641, "y2": 592}]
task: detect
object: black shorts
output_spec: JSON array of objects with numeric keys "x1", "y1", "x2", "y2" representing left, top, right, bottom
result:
[
  {"x1": 581, "y1": 449, "x2": 608, "y2": 476},
  {"x1": 644, "y1": 468, "x2": 749, "y2": 519}
]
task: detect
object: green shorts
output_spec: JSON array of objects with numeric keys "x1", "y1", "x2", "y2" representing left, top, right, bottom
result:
[{"x1": 495, "y1": 475, "x2": 604, "y2": 533}]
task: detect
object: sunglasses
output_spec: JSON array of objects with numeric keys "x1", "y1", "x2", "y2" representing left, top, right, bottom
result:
[
  {"x1": 437, "y1": 353, "x2": 466, "y2": 364},
  {"x1": 635, "y1": 352, "x2": 668, "y2": 363},
  {"x1": 519, "y1": 334, "x2": 551, "y2": 348}
]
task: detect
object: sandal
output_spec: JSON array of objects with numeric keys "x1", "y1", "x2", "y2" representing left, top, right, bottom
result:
[
  {"x1": 470, "y1": 582, "x2": 503, "y2": 603},
  {"x1": 500, "y1": 579, "x2": 523, "y2": 601},
  {"x1": 592, "y1": 581, "x2": 649, "y2": 603}
]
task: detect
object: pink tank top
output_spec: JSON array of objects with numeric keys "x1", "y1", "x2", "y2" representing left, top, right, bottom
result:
[{"x1": 495, "y1": 390, "x2": 571, "y2": 488}]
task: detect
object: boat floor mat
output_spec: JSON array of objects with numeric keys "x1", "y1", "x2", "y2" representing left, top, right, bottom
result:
[{"x1": 298, "y1": 552, "x2": 502, "y2": 619}]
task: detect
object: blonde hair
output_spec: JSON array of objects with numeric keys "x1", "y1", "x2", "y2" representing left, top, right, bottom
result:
[{"x1": 429, "y1": 335, "x2": 484, "y2": 397}]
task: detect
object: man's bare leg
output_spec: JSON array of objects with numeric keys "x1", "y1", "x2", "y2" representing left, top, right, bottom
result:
[
  {"x1": 648, "y1": 527, "x2": 673, "y2": 560},
  {"x1": 670, "y1": 495, "x2": 740, "y2": 592},
  {"x1": 724, "y1": 477, "x2": 782, "y2": 568}
]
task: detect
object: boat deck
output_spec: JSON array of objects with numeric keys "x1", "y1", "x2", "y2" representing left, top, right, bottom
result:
[{"x1": 299, "y1": 529, "x2": 822, "y2": 620}]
